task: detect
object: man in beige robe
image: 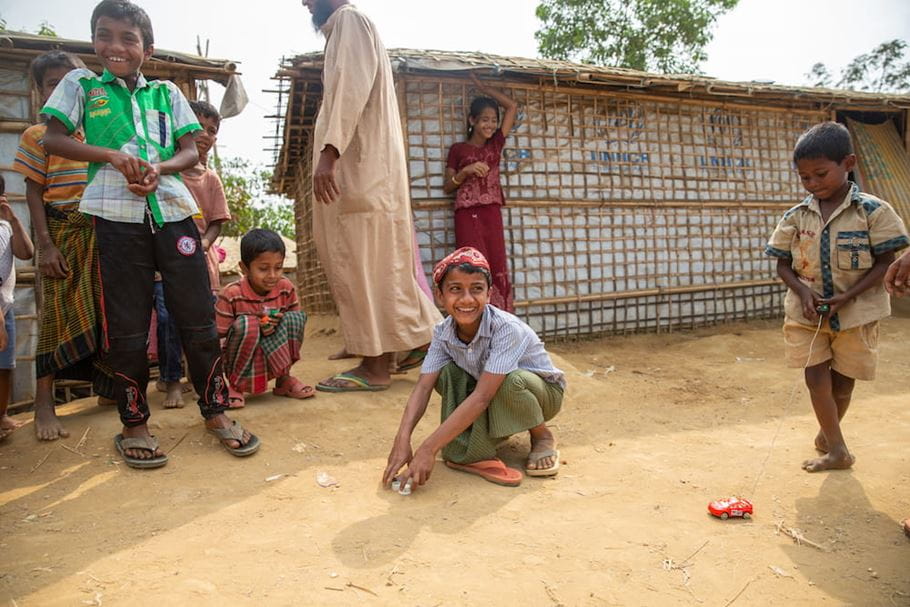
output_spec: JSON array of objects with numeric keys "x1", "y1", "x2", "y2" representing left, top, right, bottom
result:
[{"x1": 304, "y1": 0, "x2": 442, "y2": 391}]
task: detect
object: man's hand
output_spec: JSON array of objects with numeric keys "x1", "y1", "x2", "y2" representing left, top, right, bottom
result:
[
  {"x1": 127, "y1": 163, "x2": 160, "y2": 196},
  {"x1": 313, "y1": 147, "x2": 341, "y2": 204},
  {"x1": 798, "y1": 286, "x2": 821, "y2": 322},
  {"x1": 0, "y1": 198, "x2": 12, "y2": 223},
  {"x1": 39, "y1": 244, "x2": 69, "y2": 279},
  {"x1": 884, "y1": 252, "x2": 910, "y2": 297},
  {"x1": 819, "y1": 293, "x2": 850, "y2": 318},
  {"x1": 108, "y1": 151, "x2": 154, "y2": 185},
  {"x1": 395, "y1": 445, "x2": 436, "y2": 490},
  {"x1": 382, "y1": 438, "x2": 414, "y2": 487}
]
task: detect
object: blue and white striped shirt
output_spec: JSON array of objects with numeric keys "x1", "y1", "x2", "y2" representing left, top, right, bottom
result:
[{"x1": 421, "y1": 305, "x2": 566, "y2": 389}]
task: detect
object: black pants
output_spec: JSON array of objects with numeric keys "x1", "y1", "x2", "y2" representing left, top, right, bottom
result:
[{"x1": 94, "y1": 215, "x2": 229, "y2": 427}]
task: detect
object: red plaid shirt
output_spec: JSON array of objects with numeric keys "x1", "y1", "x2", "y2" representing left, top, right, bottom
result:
[{"x1": 215, "y1": 277, "x2": 300, "y2": 338}]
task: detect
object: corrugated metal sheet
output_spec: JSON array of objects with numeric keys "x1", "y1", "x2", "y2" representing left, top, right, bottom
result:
[{"x1": 848, "y1": 118, "x2": 910, "y2": 220}]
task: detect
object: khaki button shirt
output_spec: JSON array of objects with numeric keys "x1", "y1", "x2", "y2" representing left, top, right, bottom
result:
[{"x1": 765, "y1": 183, "x2": 909, "y2": 330}]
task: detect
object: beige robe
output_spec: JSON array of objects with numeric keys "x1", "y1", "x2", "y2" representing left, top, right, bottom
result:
[{"x1": 312, "y1": 5, "x2": 441, "y2": 357}]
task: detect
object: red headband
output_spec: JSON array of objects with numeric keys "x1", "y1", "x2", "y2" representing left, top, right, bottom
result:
[{"x1": 432, "y1": 247, "x2": 491, "y2": 286}]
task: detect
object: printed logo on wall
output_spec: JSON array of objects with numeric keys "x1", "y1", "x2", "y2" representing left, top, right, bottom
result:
[{"x1": 176, "y1": 236, "x2": 197, "y2": 256}]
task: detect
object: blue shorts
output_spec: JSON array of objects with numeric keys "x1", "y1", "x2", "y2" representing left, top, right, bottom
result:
[{"x1": 0, "y1": 309, "x2": 16, "y2": 370}]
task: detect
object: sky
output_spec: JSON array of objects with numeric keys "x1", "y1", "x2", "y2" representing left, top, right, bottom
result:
[{"x1": 2, "y1": 0, "x2": 909, "y2": 169}]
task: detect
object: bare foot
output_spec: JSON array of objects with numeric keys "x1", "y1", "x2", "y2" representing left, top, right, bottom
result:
[
  {"x1": 120, "y1": 424, "x2": 165, "y2": 460},
  {"x1": 204, "y1": 413, "x2": 253, "y2": 449},
  {"x1": 802, "y1": 447, "x2": 855, "y2": 472},
  {"x1": 327, "y1": 348, "x2": 356, "y2": 361},
  {"x1": 161, "y1": 381, "x2": 185, "y2": 409},
  {"x1": 527, "y1": 426, "x2": 558, "y2": 472},
  {"x1": 902, "y1": 519, "x2": 910, "y2": 539},
  {"x1": 1, "y1": 413, "x2": 22, "y2": 432},
  {"x1": 814, "y1": 431, "x2": 828, "y2": 453},
  {"x1": 156, "y1": 380, "x2": 191, "y2": 394},
  {"x1": 34, "y1": 398, "x2": 69, "y2": 441},
  {"x1": 97, "y1": 396, "x2": 117, "y2": 406}
]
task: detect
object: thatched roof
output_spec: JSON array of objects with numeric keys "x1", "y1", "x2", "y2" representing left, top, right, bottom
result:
[
  {"x1": 279, "y1": 48, "x2": 910, "y2": 109},
  {"x1": 0, "y1": 31, "x2": 240, "y2": 84},
  {"x1": 269, "y1": 48, "x2": 910, "y2": 194}
]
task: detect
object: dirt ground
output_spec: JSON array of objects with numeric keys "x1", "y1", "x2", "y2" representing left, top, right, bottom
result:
[{"x1": 1, "y1": 314, "x2": 908, "y2": 606}]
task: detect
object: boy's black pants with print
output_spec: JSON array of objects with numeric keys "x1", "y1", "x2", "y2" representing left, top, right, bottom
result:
[{"x1": 94, "y1": 215, "x2": 229, "y2": 427}]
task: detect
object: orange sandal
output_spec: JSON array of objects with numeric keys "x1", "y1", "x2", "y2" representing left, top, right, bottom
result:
[
  {"x1": 273, "y1": 376, "x2": 316, "y2": 400},
  {"x1": 445, "y1": 458, "x2": 522, "y2": 486}
]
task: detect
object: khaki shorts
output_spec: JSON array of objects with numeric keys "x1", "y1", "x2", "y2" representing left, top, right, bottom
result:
[{"x1": 783, "y1": 319, "x2": 879, "y2": 380}]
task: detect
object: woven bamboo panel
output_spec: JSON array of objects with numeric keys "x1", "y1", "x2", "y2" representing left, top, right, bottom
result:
[
  {"x1": 405, "y1": 77, "x2": 821, "y2": 202},
  {"x1": 289, "y1": 73, "x2": 830, "y2": 336}
]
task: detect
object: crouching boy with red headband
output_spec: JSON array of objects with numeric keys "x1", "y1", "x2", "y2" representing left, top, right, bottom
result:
[{"x1": 383, "y1": 247, "x2": 565, "y2": 490}]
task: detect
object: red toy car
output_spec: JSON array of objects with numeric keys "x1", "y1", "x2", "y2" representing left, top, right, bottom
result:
[{"x1": 708, "y1": 497, "x2": 753, "y2": 520}]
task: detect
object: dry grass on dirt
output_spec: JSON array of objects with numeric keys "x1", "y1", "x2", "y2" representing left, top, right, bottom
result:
[{"x1": 1, "y1": 315, "x2": 909, "y2": 606}]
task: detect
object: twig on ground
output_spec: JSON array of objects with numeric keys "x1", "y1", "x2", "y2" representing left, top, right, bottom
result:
[
  {"x1": 724, "y1": 576, "x2": 756, "y2": 607},
  {"x1": 775, "y1": 520, "x2": 827, "y2": 551},
  {"x1": 61, "y1": 444, "x2": 85, "y2": 457},
  {"x1": 386, "y1": 564, "x2": 401, "y2": 585},
  {"x1": 346, "y1": 582, "x2": 378, "y2": 597},
  {"x1": 30, "y1": 448, "x2": 55, "y2": 473},
  {"x1": 542, "y1": 580, "x2": 565, "y2": 606},
  {"x1": 167, "y1": 431, "x2": 190, "y2": 454},
  {"x1": 324, "y1": 586, "x2": 344, "y2": 592},
  {"x1": 75, "y1": 427, "x2": 91, "y2": 450},
  {"x1": 678, "y1": 540, "x2": 709, "y2": 567},
  {"x1": 662, "y1": 540, "x2": 709, "y2": 591}
]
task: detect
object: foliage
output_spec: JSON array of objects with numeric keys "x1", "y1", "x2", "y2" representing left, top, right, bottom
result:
[
  {"x1": 215, "y1": 157, "x2": 295, "y2": 239},
  {"x1": 535, "y1": 0, "x2": 740, "y2": 73},
  {"x1": 0, "y1": 16, "x2": 6, "y2": 31},
  {"x1": 36, "y1": 21, "x2": 57, "y2": 37},
  {"x1": 806, "y1": 39, "x2": 910, "y2": 93}
]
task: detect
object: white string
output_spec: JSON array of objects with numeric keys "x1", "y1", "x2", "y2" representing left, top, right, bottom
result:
[{"x1": 746, "y1": 314, "x2": 825, "y2": 497}]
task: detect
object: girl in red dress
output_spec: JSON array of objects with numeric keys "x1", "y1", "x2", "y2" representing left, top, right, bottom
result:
[{"x1": 444, "y1": 75, "x2": 518, "y2": 312}]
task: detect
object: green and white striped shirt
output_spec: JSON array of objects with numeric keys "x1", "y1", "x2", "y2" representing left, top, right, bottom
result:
[{"x1": 41, "y1": 68, "x2": 201, "y2": 226}]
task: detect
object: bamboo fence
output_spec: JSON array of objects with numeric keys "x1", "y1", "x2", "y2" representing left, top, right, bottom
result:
[{"x1": 271, "y1": 58, "x2": 907, "y2": 338}]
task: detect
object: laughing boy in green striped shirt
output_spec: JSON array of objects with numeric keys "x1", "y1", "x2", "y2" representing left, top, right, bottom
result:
[{"x1": 41, "y1": 0, "x2": 260, "y2": 468}]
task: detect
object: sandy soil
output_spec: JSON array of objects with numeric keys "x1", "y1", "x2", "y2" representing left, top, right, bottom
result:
[{"x1": 1, "y1": 315, "x2": 908, "y2": 606}]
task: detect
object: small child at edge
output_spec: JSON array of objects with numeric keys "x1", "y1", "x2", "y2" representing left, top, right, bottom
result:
[{"x1": 765, "y1": 121, "x2": 909, "y2": 473}]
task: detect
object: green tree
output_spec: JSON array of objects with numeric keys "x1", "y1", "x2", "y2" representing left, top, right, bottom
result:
[
  {"x1": 535, "y1": 0, "x2": 740, "y2": 73},
  {"x1": 807, "y1": 39, "x2": 910, "y2": 93},
  {"x1": 36, "y1": 21, "x2": 57, "y2": 37},
  {"x1": 216, "y1": 157, "x2": 295, "y2": 239}
]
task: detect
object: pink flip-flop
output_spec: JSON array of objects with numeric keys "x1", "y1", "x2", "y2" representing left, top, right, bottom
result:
[
  {"x1": 227, "y1": 386, "x2": 245, "y2": 408},
  {"x1": 273, "y1": 377, "x2": 316, "y2": 400},
  {"x1": 445, "y1": 458, "x2": 522, "y2": 486}
]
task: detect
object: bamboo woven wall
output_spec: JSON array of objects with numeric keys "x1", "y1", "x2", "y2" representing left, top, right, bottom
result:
[{"x1": 288, "y1": 74, "x2": 831, "y2": 337}]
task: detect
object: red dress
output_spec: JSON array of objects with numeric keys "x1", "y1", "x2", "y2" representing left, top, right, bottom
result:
[{"x1": 446, "y1": 129, "x2": 514, "y2": 312}]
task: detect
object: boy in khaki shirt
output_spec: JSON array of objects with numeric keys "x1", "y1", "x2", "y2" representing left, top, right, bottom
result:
[{"x1": 766, "y1": 122, "x2": 908, "y2": 473}]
